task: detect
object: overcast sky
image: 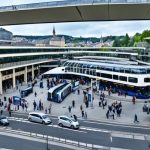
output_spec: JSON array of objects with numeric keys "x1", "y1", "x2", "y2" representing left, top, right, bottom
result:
[{"x1": 0, "y1": 0, "x2": 150, "y2": 37}]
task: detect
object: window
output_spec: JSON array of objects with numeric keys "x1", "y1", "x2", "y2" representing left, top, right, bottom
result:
[
  {"x1": 147, "y1": 69, "x2": 150, "y2": 74},
  {"x1": 113, "y1": 75, "x2": 118, "y2": 80},
  {"x1": 120, "y1": 68, "x2": 124, "y2": 73},
  {"x1": 105, "y1": 67, "x2": 113, "y2": 71},
  {"x1": 144, "y1": 78, "x2": 150, "y2": 83},
  {"x1": 128, "y1": 77, "x2": 138, "y2": 83},
  {"x1": 125, "y1": 68, "x2": 131, "y2": 73},
  {"x1": 101, "y1": 73, "x2": 112, "y2": 79},
  {"x1": 119, "y1": 76, "x2": 127, "y2": 82},
  {"x1": 131, "y1": 69, "x2": 146, "y2": 74},
  {"x1": 113, "y1": 67, "x2": 120, "y2": 72},
  {"x1": 97, "y1": 72, "x2": 100, "y2": 77}
]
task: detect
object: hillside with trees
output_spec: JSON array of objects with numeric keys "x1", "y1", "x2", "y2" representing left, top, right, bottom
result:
[{"x1": 113, "y1": 30, "x2": 150, "y2": 47}]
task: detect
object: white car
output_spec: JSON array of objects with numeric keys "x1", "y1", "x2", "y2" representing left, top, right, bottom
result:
[
  {"x1": 0, "y1": 116, "x2": 9, "y2": 126},
  {"x1": 28, "y1": 112, "x2": 52, "y2": 125},
  {"x1": 58, "y1": 115, "x2": 79, "y2": 129}
]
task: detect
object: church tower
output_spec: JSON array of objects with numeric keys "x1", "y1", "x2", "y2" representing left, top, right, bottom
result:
[{"x1": 53, "y1": 26, "x2": 56, "y2": 36}]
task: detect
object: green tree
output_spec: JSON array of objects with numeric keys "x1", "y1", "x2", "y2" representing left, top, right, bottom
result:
[
  {"x1": 113, "y1": 37, "x2": 121, "y2": 47},
  {"x1": 141, "y1": 30, "x2": 150, "y2": 41},
  {"x1": 123, "y1": 33, "x2": 130, "y2": 46}
]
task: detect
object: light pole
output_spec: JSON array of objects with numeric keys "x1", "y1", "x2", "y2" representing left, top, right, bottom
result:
[
  {"x1": 91, "y1": 78, "x2": 93, "y2": 108},
  {"x1": 46, "y1": 135, "x2": 50, "y2": 150}
]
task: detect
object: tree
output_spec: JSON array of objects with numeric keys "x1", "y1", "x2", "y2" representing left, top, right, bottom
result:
[
  {"x1": 113, "y1": 37, "x2": 121, "y2": 47},
  {"x1": 123, "y1": 33, "x2": 130, "y2": 46},
  {"x1": 141, "y1": 30, "x2": 150, "y2": 41}
]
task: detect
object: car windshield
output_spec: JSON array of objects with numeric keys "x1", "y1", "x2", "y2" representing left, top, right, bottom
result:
[{"x1": 42, "y1": 115, "x2": 50, "y2": 119}]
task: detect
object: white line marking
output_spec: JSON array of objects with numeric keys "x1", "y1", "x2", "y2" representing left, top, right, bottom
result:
[
  {"x1": 111, "y1": 133, "x2": 133, "y2": 139},
  {"x1": 110, "y1": 136, "x2": 112, "y2": 143},
  {"x1": 83, "y1": 120, "x2": 150, "y2": 130},
  {"x1": 0, "y1": 148, "x2": 14, "y2": 150}
]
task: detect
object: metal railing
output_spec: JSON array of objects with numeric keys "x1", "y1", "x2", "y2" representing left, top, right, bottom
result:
[
  {"x1": 0, "y1": 127, "x2": 106, "y2": 150},
  {"x1": 0, "y1": 125, "x2": 150, "y2": 150}
]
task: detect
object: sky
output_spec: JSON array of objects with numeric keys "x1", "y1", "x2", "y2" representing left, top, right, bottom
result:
[{"x1": 0, "y1": 0, "x2": 150, "y2": 37}]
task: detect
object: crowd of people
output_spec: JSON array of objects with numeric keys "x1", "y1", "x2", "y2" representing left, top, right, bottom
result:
[
  {"x1": 106, "y1": 101, "x2": 122, "y2": 119},
  {"x1": 0, "y1": 77, "x2": 148, "y2": 125}
]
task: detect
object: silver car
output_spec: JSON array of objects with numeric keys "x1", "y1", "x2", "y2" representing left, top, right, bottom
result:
[
  {"x1": 58, "y1": 115, "x2": 79, "y2": 129},
  {"x1": 28, "y1": 112, "x2": 52, "y2": 125},
  {"x1": 0, "y1": 116, "x2": 9, "y2": 126}
]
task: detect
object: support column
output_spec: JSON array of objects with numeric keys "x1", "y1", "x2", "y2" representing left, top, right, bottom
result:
[
  {"x1": 13, "y1": 68, "x2": 16, "y2": 89},
  {"x1": 24, "y1": 66, "x2": 27, "y2": 84},
  {"x1": 32, "y1": 65, "x2": 34, "y2": 80},
  {"x1": 38, "y1": 66, "x2": 40, "y2": 76},
  {"x1": 0, "y1": 71, "x2": 2, "y2": 95}
]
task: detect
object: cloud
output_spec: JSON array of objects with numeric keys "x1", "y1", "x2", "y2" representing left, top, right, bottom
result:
[{"x1": 2, "y1": 20, "x2": 150, "y2": 37}]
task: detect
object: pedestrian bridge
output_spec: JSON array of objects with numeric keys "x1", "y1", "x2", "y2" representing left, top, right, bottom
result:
[{"x1": 0, "y1": 0, "x2": 150, "y2": 25}]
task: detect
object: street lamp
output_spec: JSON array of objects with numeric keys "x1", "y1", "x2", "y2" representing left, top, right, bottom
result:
[
  {"x1": 46, "y1": 135, "x2": 50, "y2": 150},
  {"x1": 91, "y1": 78, "x2": 93, "y2": 108}
]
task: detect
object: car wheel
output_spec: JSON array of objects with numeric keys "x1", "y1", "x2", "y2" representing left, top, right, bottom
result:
[
  {"x1": 59, "y1": 123, "x2": 63, "y2": 127},
  {"x1": 29, "y1": 118, "x2": 32, "y2": 122},
  {"x1": 42, "y1": 121, "x2": 46, "y2": 125},
  {"x1": 70, "y1": 125, "x2": 74, "y2": 129}
]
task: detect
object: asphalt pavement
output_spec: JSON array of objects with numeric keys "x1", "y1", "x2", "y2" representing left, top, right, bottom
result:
[
  {"x1": 0, "y1": 134, "x2": 73, "y2": 150},
  {"x1": 1, "y1": 118, "x2": 149, "y2": 150}
]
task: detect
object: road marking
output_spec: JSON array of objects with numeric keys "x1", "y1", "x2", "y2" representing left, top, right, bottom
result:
[
  {"x1": 111, "y1": 133, "x2": 133, "y2": 139},
  {"x1": 110, "y1": 148, "x2": 131, "y2": 150},
  {"x1": 0, "y1": 130, "x2": 132, "y2": 150},
  {"x1": 83, "y1": 120, "x2": 150, "y2": 130},
  {"x1": 7, "y1": 117, "x2": 149, "y2": 139},
  {"x1": 8, "y1": 117, "x2": 87, "y2": 133},
  {"x1": 110, "y1": 136, "x2": 112, "y2": 142},
  {"x1": 133, "y1": 135, "x2": 145, "y2": 140},
  {"x1": 0, "y1": 148, "x2": 13, "y2": 150}
]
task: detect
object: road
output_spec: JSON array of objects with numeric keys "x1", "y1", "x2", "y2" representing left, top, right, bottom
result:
[
  {"x1": 0, "y1": 112, "x2": 149, "y2": 150},
  {"x1": 0, "y1": 134, "x2": 73, "y2": 150},
  {"x1": 5, "y1": 111, "x2": 150, "y2": 135}
]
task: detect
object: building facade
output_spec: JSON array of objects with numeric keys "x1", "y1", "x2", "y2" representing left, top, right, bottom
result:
[
  {"x1": 49, "y1": 27, "x2": 65, "y2": 47},
  {"x1": 0, "y1": 46, "x2": 149, "y2": 95}
]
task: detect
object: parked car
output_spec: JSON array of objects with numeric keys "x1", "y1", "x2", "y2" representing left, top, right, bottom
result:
[
  {"x1": 58, "y1": 115, "x2": 79, "y2": 129},
  {"x1": 28, "y1": 112, "x2": 52, "y2": 125},
  {"x1": 0, "y1": 116, "x2": 9, "y2": 126}
]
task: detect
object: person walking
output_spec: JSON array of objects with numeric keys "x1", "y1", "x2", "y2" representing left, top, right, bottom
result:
[
  {"x1": 9, "y1": 110, "x2": 11, "y2": 117},
  {"x1": 72, "y1": 100, "x2": 75, "y2": 108},
  {"x1": 78, "y1": 89, "x2": 80, "y2": 95},
  {"x1": 73, "y1": 114, "x2": 77, "y2": 121},
  {"x1": 33, "y1": 100, "x2": 36, "y2": 111},
  {"x1": 48, "y1": 105, "x2": 51, "y2": 114},
  {"x1": 132, "y1": 96, "x2": 136, "y2": 104},
  {"x1": 106, "y1": 110, "x2": 109, "y2": 119},
  {"x1": 34, "y1": 92, "x2": 37, "y2": 97},
  {"x1": 0, "y1": 109, "x2": 3, "y2": 115},
  {"x1": 25, "y1": 103, "x2": 28, "y2": 112},
  {"x1": 45, "y1": 107, "x2": 47, "y2": 114},
  {"x1": 84, "y1": 112, "x2": 87, "y2": 119},
  {"x1": 134, "y1": 114, "x2": 139, "y2": 123},
  {"x1": 80, "y1": 105, "x2": 83, "y2": 112},
  {"x1": 82, "y1": 110, "x2": 84, "y2": 118},
  {"x1": 68, "y1": 106, "x2": 72, "y2": 113}
]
